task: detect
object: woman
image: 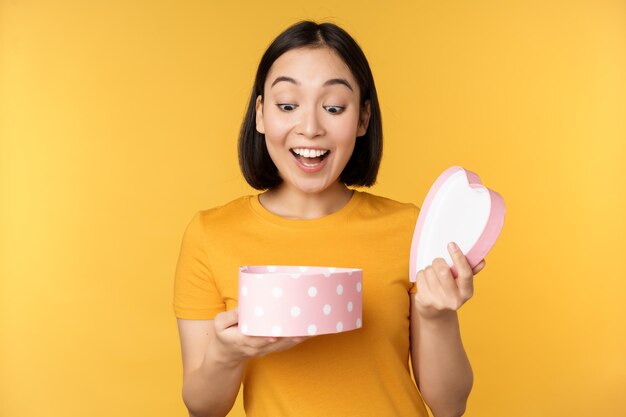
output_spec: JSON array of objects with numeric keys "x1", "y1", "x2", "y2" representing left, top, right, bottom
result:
[{"x1": 173, "y1": 20, "x2": 485, "y2": 417}]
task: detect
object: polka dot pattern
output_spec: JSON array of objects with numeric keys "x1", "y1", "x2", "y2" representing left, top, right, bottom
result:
[{"x1": 237, "y1": 266, "x2": 363, "y2": 337}]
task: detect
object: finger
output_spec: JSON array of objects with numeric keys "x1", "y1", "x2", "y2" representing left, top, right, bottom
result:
[
  {"x1": 238, "y1": 335, "x2": 276, "y2": 350},
  {"x1": 425, "y1": 265, "x2": 447, "y2": 302},
  {"x1": 472, "y1": 259, "x2": 486, "y2": 275},
  {"x1": 447, "y1": 242, "x2": 474, "y2": 295},
  {"x1": 258, "y1": 336, "x2": 294, "y2": 355},
  {"x1": 292, "y1": 335, "x2": 314, "y2": 342},
  {"x1": 433, "y1": 257, "x2": 461, "y2": 299},
  {"x1": 267, "y1": 335, "x2": 308, "y2": 349},
  {"x1": 414, "y1": 269, "x2": 427, "y2": 303}
]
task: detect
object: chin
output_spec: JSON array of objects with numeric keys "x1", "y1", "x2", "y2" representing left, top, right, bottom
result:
[
  {"x1": 298, "y1": 186, "x2": 327, "y2": 195},
  {"x1": 293, "y1": 181, "x2": 331, "y2": 195}
]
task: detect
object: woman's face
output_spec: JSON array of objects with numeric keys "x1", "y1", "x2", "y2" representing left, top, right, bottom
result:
[{"x1": 255, "y1": 46, "x2": 370, "y2": 195}]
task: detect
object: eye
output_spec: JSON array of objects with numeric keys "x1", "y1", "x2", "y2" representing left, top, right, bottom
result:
[
  {"x1": 276, "y1": 103, "x2": 297, "y2": 112},
  {"x1": 325, "y1": 106, "x2": 345, "y2": 114}
]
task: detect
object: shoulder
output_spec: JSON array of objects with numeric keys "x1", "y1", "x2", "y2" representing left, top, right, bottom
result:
[
  {"x1": 189, "y1": 195, "x2": 254, "y2": 232},
  {"x1": 358, "y1": 190, "x2": 420, "y2": 220}
]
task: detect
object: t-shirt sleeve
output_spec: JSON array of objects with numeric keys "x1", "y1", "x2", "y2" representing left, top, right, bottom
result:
[{"x1": 172, "y1": 211, "x2": 226, "y2": 320}]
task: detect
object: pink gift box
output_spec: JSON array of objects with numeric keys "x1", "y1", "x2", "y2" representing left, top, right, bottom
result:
[{"x1": 238, "y1": 266, "x2": 363, "y2": 337}]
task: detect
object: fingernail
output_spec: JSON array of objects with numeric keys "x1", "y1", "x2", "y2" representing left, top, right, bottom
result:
[{"x1": 448, "y1": 242, "x2": 458, "y2": 253}]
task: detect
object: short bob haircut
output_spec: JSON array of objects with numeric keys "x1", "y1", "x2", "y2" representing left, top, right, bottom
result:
[{"x1": 238, "y1": 20, "x2": 383, "y2": 190}]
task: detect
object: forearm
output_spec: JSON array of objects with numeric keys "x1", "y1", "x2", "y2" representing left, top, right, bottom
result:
[
  {"x1": 182, "y1": 340, "x2": 246, "y2": 417},
  {"x1": 417, "y1": 310, "x2": 473, "y2": 417}
]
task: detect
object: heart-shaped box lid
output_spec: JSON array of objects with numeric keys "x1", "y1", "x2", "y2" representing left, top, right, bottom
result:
[{"x1": 409, "y1": 166, "x2": 505, "y2": 282}]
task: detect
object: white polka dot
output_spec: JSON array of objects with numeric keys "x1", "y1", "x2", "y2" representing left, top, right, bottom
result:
[
  {"x1": 323, "y1": 304, "x2": 332, "y2": 315},
  {"x1": 348, "y1": 270, "x2": 353, "y2": 275},
  {"x1": 299, "y1": 266, "x2": 309, "y2": 272},
  {"x1": 291, "y1": 273, "x2": 300, "y2": 279},
  {"x1": 254, "y1": 306, "x2": 265, "y2": 317},
  {"x1": 241, "y1": 323, "x2": 248, "y2": 334},
  {"x1": 241, "y1": 286, "x2": 248, "y2": 296},
  {"x1": 307, "y1": 324, "x2": 317, "y2": 335},
  {"x1": 323, "y1": 270, "x2": 331, "y2": 277},
  {"x1": 328, "y1": 267, "x2": 336, "y2": 273},
  {"x1": 336, "y1": 284, "x2": 344, "y2": 295},
  {"x1": 271, "y1": 325, "x2": 282, "y2": 336},
  {"x1": 308, "y1": 286, "x2": 317, "y2": 297},
  {"x1": 290, "y1": 306, "x2": 301, "y2": 317},
  {"x1": 347, "y1": 301, "x2": 353, "y2": 312},
  {"x1": 356, "y1": 282, "x2": 362, "y2": 292},
  {"x1": 272, "y1": 287, "x2": 283, "y2": 298},
  {"x1": 267, "y1": 265, "x2": 277, "y2": 272},
  {"x1": 356, "y1": 318, "x2": 362, "y2": 328},
  {"x1": 336, "y1": 322, "x2": 343, "y2": 332}
]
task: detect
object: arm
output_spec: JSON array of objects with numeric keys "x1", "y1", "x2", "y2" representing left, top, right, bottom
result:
[
  {"x1": 410, "y1": 241, "x2": 486, "y2": 417},
  {"x1": 177, "y1": 318, "x2": 244, "y2": 417},
  {"x1": 410, "y1": 302, "x2": 473, "y2": 417},
  {"x1": 177, "y1": 310, "x2": 313, "y2": 417}
]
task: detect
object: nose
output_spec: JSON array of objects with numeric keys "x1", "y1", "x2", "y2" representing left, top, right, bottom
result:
[{"x1": 295, "y1": 105, "x2": 325, "y2": 139}]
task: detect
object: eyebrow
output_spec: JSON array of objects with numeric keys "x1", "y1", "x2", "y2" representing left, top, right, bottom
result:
[{"x1": 270, "y1": 76, "x2": 354, "y2": 92}]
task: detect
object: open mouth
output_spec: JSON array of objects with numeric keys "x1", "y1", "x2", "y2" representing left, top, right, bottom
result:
[{"x1": 289, "y1": 148, "x2": 331, "y2": 165}]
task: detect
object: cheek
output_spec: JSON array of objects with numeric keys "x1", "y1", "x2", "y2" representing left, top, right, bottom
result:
[
  {"x1": 264, "y1": 107, "x2": 294, "y2": 135},
  {"x1": 264, "y1": 118, "x2": 293, "y2": 139},
  {"x1": 330, "y1": 111, "x2": 361, "y2": 137},
  {"x1": 331, "y1": 121, "x2": 359, "y2": 146}
]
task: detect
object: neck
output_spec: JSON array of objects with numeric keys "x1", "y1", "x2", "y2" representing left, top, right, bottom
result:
[{"x1": 259, "y1": 182, "x2": 354, "y2": 220}]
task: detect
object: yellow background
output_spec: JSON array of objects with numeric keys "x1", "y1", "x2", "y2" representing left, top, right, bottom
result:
[{"x1": 1, "y1": 1, "x2": 624, "y2": 416}]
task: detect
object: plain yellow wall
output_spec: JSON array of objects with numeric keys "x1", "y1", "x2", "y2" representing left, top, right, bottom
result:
[{"x1": 1, "y1": 1, "x2": 625, "y2": 416}]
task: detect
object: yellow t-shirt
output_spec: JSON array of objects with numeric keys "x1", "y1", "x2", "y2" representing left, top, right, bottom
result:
[{"x1": 173, "y1": 190, "x2": 427, "y2": 417}]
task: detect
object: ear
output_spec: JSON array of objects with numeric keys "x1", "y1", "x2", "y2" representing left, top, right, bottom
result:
[
  {"x1": 255, "y1": 95, "x2": 265, "y2": 134},
  {"x1": 356, "y1": 100, "x2": 371, "y2": 137}
]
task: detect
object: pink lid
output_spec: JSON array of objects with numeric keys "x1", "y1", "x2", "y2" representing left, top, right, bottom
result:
[{"x1": 409, "y1": 166, "x2": 505, "y2": 281}]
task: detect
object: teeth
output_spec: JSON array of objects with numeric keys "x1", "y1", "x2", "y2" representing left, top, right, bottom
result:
[{"x1": 292, "y1": 148, "x2": 329, "y2": 158}]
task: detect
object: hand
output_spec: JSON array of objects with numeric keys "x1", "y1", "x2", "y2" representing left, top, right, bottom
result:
[
  {"x1": 413, "y1": 242, "x2": 486, "y2": 321},
  {"x1": 211, "y1": 307, "x2": 313, "y2": 365}
]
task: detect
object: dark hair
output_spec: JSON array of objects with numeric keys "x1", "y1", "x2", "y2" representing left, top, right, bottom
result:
[{"x1": 238, "y1": 20, "x2": 383, "y2": 190}]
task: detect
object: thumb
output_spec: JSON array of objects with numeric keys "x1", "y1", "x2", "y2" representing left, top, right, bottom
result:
[{"x1": 216, "y1": 307, "x2": 239, "y2": 331}]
